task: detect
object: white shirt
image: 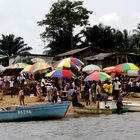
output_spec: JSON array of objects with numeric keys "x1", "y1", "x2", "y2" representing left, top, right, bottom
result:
[
  {"x1": 136, "y1": 82, "x2": 140, "y2": 87},
  {"x1": 9, "y1": 80, "x2": 14, "y2": 88},
  {"x1": 41, "y1": 78, "x2": 46, "y2": 87},
  {"x1": 128, "y1": 81, "x2": 133, "y2": 87},
  {"x1": 114, "y1": 81, "x2": 121, "y2": 90}
]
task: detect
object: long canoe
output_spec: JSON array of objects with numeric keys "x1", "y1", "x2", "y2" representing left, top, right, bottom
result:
[
  {"x1": 123, "y1": 101, "x2": 140, "y2": 112},
  {"x1": 0, "y1": 101, "x2": 69, "y2": 122},
  {"x1": 74, "y1": 106, "x2": 128, "y2": 115}
]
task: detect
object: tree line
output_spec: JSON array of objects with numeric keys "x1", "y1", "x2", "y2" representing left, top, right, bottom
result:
[{"x1": 0, "y1": 0, "x2": 140, "y2": 57}]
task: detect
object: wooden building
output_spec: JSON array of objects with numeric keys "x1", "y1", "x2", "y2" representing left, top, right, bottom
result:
[
  {"x1": 0, "y1": 53, "x2": 53, "y2": 66},
  {"x1": 56, "y1": 47, "x2": 93, "y2": 62},
  {"x1": 84, "y1": 52, "x2": 140, "y2": 69}
]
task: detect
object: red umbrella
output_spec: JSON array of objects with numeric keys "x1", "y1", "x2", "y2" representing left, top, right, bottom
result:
[{"x1": 103, "y1": 66, "x2": 116, "y2": 73}]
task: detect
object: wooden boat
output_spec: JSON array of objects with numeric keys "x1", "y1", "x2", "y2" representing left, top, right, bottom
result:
[
  {"x1": 131, "y1": 93, "x2": 140, "y2": 98},
  {"x1": 0, "y1": 101, "x2": 69, "y2": 122},
  {"x1": 123, "y1": 101, "x2": 140, "y2": 112},
  {"x1": 74, "y1": 106, "x2": 128, "y2": 115}
]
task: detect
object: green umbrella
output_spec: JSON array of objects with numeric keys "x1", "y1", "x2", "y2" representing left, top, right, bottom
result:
[{"x1": 82, "y1": 64, "x2": 101, "y2": 72}]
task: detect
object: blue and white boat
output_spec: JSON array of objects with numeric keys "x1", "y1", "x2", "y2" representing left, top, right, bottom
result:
[{"x1": 0, "y1": 101, "x2": 69, "y2": 122}]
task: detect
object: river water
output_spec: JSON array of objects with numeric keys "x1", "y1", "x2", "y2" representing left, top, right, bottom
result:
[{"x1": 1, "y1": 112, "x2": 140, "y2": 140}]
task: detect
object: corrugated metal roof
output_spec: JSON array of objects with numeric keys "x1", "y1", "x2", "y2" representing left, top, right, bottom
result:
[
  {"x1": 84, "y1": 52, "x2": 116, "y2": 61},
  {"x1": 56, "y1": 47, "x2": 90, "y2": 57}
]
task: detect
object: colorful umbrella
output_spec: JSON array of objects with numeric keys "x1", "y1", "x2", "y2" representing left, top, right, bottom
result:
[
  {"x1": 0, "y1": 65, "x2": 5, "y2": 71},
  {"x1": 115, "y1": 63, "x2": 139, "y2": 73},
  {"x1": 103, "y1": 66, "x2": 116, "y2": 73},
  {"x1": 32, "y1": 62, "x2": 51, "y2": 73},
  {"x1": 31, "y1": 58, "x2": 46, "y2": 63},
  {"x1": 53, "y1": 60, "x2": 79, "y2": 70},
  {"x1": 21, "y1": 62, "x2": 51, "y2": 74},
  {"x1": 63, "y1": 57, "x2": 84, "y2": 66},
  {"x1": 7, "y1": 63, "x2": 29, "y2": 69},
  {"x1": 84, "y1": 72, "x2": 111, "y2": 82},
  {"x1": 20, "y1": 65, "x2": 32, "y2": 73},
  {"x1": 46, "y1": 69, "x2": 76, "y2": 78},
  {"x1": 82, "y1": 64, "x2": 101, "y2": 73},
  {"x1": 46, "y1": 71, "x2": 54, "y2": 77}
]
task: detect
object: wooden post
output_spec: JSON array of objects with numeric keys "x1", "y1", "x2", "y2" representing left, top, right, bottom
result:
[{"x1": 126, "y1": 54, "x2": 128, "y2": 63}]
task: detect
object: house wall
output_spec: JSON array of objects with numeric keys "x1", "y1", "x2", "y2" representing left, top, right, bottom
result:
[
  {"x1": 9, "y1": 55, "x2": 53, "y2": 65},
  {"x1": 86, "y1": 54, "x2": 129, "y2": 68},
  {"x1": 56, "y1": 48, "x2": 94, "y2": 63}
]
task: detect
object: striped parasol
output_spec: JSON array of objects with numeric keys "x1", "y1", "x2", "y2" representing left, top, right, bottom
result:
[
  {"x1": 46, "y1": 69, "x2": 76, "y2": 78},
  {"x1": 82, "y1": 64, "x2": 101, "y2": 73},
  {"x1": 84, "y1": 72, "x2": 111, "y2": 82},
  {"x1": 21, "y1": 62, "x2": 51, "y2": 74},
  {"x1": 63, "y1": 57, "x2": 84, "y2": 66},
  {"x1": 7, "y1": 63, "x2": 29, "y2": 69},
  {"x1": 115, "y1": 63, "x2": 139, "y2": 73},
  {"x1": 53, "y1": 60, "x2": 79, "y2": 70}
]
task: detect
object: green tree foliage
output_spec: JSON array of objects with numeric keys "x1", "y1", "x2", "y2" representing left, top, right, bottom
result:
[
  {"x1": 132, "y1": 23, "x2": 140, "y2": 53},
  {"x1": 81, "y1": 24, "x2": 117, "y2": 52},
  {"x1": 38, "y1": 0, "x2": 92, "y2": 55},
  {"x1": 0, "y1": 34, "x2": 32, "y2": 57},
  {"x1": 82, "y1": 24, "x2": 140, "y2": 53}
]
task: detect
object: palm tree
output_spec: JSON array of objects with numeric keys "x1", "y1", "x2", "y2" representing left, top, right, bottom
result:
[
  {"x1": 133, "y1": 23, "x2": 140, "y2": 34},
  {"x1": 0, "y1": 34, "x2": 32, "y2": 57}
]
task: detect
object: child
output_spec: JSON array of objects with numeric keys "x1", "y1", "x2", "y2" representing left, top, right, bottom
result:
[
  {"x1": 51, "y1": 85, "x2": 58, "y2": 103},
  {"x1": 19, "y1": 87, "x2": 25, "y2": 105},
  {"x1": 36, "y1": 82, "x2": 43, "y2": 101}
]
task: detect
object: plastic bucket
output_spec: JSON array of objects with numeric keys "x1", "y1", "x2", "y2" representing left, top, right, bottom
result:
[{"x1": 99, "y1": 101, "x2": 105, "y2": 109}]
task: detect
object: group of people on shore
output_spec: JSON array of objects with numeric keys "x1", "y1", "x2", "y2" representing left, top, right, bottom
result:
[{"x1": 0, "y1": 72, "x2": 138, "y2": 113}]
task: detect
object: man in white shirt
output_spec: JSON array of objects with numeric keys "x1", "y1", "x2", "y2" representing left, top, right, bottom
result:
[
  {"x1": 9, "y1": 78, "x2": 14, "y2": 98},
  {"x1": 41, "y1": 77, "x2": 46, "y2": 96},
  {"x1": 128, "y1": 79, "x2": 134, "y2": 91},
  {"x1": 113, "y1": 79, "x2": 121, "y2": 100}
]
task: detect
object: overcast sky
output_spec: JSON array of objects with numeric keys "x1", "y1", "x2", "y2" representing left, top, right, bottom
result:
[{"x1": 0, "y1": 0, "x2": 140, "y2": 54}]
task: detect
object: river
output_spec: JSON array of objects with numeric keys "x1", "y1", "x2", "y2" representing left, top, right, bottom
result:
[{"x1": 1, "y1": 112, "x2": 140, "y2": 140}]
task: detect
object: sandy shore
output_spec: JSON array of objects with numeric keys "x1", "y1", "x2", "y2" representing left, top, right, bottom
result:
[
  {"x1": 0, "y1": 94, "x2": 140, "y2": 117},
  {"x1": 0, "y1": 95, "x2": 43, "y2": 108}
]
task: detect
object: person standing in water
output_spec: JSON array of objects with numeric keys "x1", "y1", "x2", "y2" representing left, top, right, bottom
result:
[{"x1": 116, "y1": 94, "x2": 123, "y2": 114}]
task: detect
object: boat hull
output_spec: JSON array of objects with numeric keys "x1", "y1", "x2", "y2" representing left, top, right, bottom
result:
[
  {"x1": 123, "y1": 101, "x2": 140, "y2": 112},
  {"x1": 0, "y1": 101, "x2": 69, "y2": 122},
  {"x1": 74, "y1": 107, "x2": 128, "y2": 114}
]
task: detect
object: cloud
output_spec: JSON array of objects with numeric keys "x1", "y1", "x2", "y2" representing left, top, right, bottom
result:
[{"x1": 99, "y1": 13, "x2": 121, "y2": 24}]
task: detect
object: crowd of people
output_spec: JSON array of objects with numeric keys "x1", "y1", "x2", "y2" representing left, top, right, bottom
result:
[{"x1": 0, "y1": 72, "x2": 139, "y2": 113}]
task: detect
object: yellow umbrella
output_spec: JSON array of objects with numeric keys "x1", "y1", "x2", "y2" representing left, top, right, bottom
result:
[
  {"x1": 20, "y1": 65, "x2": 32, "y2": 73},
  {"x1": 54, "y1": 60, "x2": 79, "y2": 70},
  {"x1": 63, "y1": 57, "x2": 84, "y2": 66},
  {"x1": 46, "y1": 71, "x2": 55, "y2": 77},
  {"x1": 21, "y1": 62, "x2": 51, "y2": 74}
]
